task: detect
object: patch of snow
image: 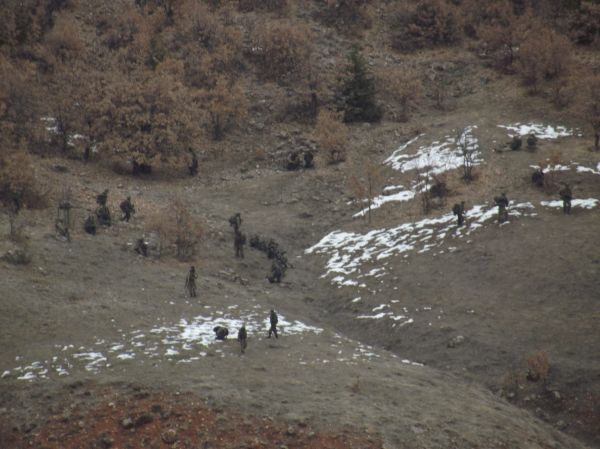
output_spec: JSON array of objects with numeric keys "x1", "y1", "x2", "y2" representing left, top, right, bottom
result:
[
  {"x1": 498, "y1": 123, "x2": 573, "y2": 139},
  {"x1": 540, "y1": 198, "x2": 598, "y2": 209}
]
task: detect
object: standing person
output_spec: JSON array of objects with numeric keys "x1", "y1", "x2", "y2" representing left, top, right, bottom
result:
[
  {"x1": 559, "y1": 183, "x2": 572, "y2": 215},
  {"x1": 452, "y1": 201, "x2": 465, "y2": 226},
  {"x1": 120, "y1": 196, "x2": 135, "y2": 222},
  {"x1": 188, "y1": 147, "x2": 199, "y2": 176},
  {"x1": 494, "y1": 192, "x2": 509, "y2": 223},
  {"x1": 237, "y1": 324, "x2": 247, "y2": 354},
  {"x1": 234, "y1": 230, "x2": 246, "y2": 258},
  {"x1": 185, "y1": 265, "x2": 197, "y2": 298},
  {"x1": 268, "y1": 309, "x2": 278, "y2": 339}
]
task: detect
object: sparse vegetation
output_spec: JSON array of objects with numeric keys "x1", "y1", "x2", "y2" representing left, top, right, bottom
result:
[
  {"x1": 527, "y1": 351, "x2": 550, "y2": 384},
  {"x1": 313, "y1": 110, "x2": 348, "y2": 164}
]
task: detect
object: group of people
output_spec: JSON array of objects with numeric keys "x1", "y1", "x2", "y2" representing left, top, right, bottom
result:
[
  {"x1": 211, "y1": 309, "x2": 279, "y2": 354},
  {"x1": 451, "y1": 185, "x2": 574, "y2": 227},
  {"x1": 84, "y1": 189, "x2": 136, "y2": 235}
]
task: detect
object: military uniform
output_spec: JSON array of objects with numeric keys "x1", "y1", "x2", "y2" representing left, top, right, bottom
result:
[
  {"x1": 452, "y1": 201, "x2": 465, "y2": 226},
  {"x1": 185, "y1": 266, "x2": 197, "y2": 298},
  {"x1": 559, "y1": 184, "x2": 572, "y2": 215},
  {"x1": 268, "y1": 309, "x2": 278, "y2": 339},
  {"x1": 213, "y1": 326, "x2": 229, "y2": 340},
  {"x1": 494, "y1": 193, "x2": 509, "y2": 223},
  {"x1": 234, "y1": 230, "x2": 246, "y2": 258},
  {"x1": 84, "y1": 214, "x2": 97, "y2": 235},
  {"x1": 120, "y1": 196, "x2": 135, "y2": 222},
  {"x1": 188, "y1": 148, "x2": 199, "y2": 176},
  {"x1": 237, "y1": 326, "x2": 248, "y2": 354}
]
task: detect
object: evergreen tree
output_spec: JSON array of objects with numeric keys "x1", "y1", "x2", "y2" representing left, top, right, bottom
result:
[{"x1": 339, "y1": 48, "x2": 382, "y2": 123}]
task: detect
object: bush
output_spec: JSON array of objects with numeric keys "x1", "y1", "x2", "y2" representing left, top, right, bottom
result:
[
  {"x1": 338, "y1": 48, "x2": 382, "y2": 123},
  {"x1": 44, "y1": 12, "x2": 84, "y2": 64},
  {"x1": 238, "y1": 0, "x2": 288, "y2": 13},
  {"x1": 569, "y1": 1, "x2": 600, "y2": 45},
  {"x1": 391, "y1": 0, "x2": 461, "y2": 52},
  {"x1": 517, "y1": 26, "x2": 572, "y2": 94},
  {"x1": 318, "y1": 0, "x2": 373, "y2": 31},
  {"x1": 251, "y1": 20, "x2": 313, "y2": 83},
  {"x1": 527, "y1": 350, "x2": 550, "y2": 383},
  {"x1": 375, "y1": 67, "x2": 422, "y2": 121},
  {"x1": 0, "y1": 148, "x2": 40, "y2": 210},
  {"x1": 147, "y1": 198, "x2": 203, "y2": 260},
  {"x1": 201, "y1": 76, "x2": 248, "y2": 140},
  {"x1": 313, "y1": 110, "x2": 348, "y2": 164}
]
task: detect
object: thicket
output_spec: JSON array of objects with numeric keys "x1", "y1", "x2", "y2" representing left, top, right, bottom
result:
[
  {"x1": 337, "y1": 48, "x2": 382, "y2": 123},
  {"x1": 390, "y1": 0, "x2": 461, "y2": 52},
  {"x1": 317, "y1": 0, "x2": 373, "y2": 31}
]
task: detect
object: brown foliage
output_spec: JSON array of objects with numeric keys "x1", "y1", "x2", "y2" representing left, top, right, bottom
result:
[
  {"x1": 44, "y1": 12, "x2": 84, "y2": 64},
  {"x1": 95, "y1": 66, "x2": 198, "y2": 170},
  {"x1": 577, "y1": 75, "x2": 600, "y2": 150},
  {"x1": 238, "y1": 0, "x2": 288, "y2": 13},
  {"x1": 527, "y1": 350, "x2": 550, "y2": 383},
  {"x1": 251, "y1": 20, "x2": 313, "y2": 83},
  {"x1": 349, "y1": 159, "x2": 382, "y2": 223},
  {"x1": 201, "y1": 76, "x2": 248, "y2": 141},
  {"x1": 517, "y1": 26, "x2": 572, "y2": 94},
  {"x1": 318, "y1": 0, "x2": 373, "y2": 31},
  {"x1": 390, "y1": 0, "x2": 461, "y2": 52},
  {"x1": 375, "y1": 67, "x2": 422, "y2": 121},
  {"x1": 313, "y1": 110, "x2": 348, "y2": 164},
  {"x1": 147, "y1": 198, "x2": 203, "y2": 260},
  {"x1": 569, "y1": 1, "x2": 600, "y2": 45},
  {"x1": 0, "y1": 148, "x2": 39, "y2": 210}
]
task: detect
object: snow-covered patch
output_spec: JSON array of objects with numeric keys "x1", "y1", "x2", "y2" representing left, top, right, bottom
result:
[
  {"x1": 540, "y1": 198, "x2": 598, "y2": 209},
  {"x1": 498, "y1": 123, "x2": 574, "y2": 139},
  {"x1": 530, "y1": 164, "x2": 570, "y2": 172},
  {"x1": 3, "y1": 308, "x2": 324, "y2": 382},
  {"x1": 353, "y1": 186, "x2": 415, "y2": 218},
  {"x1": 307, "y1": 202, "x2": 536, "y2": 286},
  {"x1": 385, "y1": 127, "x2": 482, "y2": 176}
]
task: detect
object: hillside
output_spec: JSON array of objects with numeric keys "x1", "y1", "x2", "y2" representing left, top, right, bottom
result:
[{"x1": 1, "y1": 1, "x2": 600, "y2": 448}]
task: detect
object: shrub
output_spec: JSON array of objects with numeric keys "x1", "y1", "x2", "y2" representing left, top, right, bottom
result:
[
  {"x1": 569, "y1": 1, "x2": 600, "y2": 45},
  {"x1": 238, "y1": 0, "x2": 288, "y2": 13},
  {"x1": 579, "y1": 75, "x2": 600, "y2": 150},
  {"x1": 313, "y1": 110, "x2": 348, "y2": 164},
  {"x1": 251, "y1": 20, "x2": 313, "y2": 83},
  {"x1": 147, "y1": 198, "x2": 203, "y2": 260},
  {"x1": 527, "y1": 350, "x2": 550, "y2": 383},
  {"x1": 0, "y1": 148, "x2": 39, "y2": 210},
  {"x1": 517, "y1": 26, "x2": 572, "y2": 94},
  {"x1": 201, "y1": 76, "x2": 248, "y2": 140},
  {"x1": 338, "y1": 48, "x2": 382, "y2": 123},
  {"x1": 390, "y1": 0, "x2": 461, "y2": 52},
  {"x1": 318, "y1": 0, "x2": 373, "y2": 31},
  {"x1": 375, "y1": 67, "x2": 422, "y2": 121},
  {"x1": 44, "y1": 12, "x2": 84, "y2": 64}
]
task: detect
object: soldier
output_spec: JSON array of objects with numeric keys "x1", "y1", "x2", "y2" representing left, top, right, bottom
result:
[
  {"x1": 84, "y1": 213, "x2": 97, "y2": 235},
  {"x1": 287, "y1": 151, "x2": 301, "y2": 170},
  {"x1": 188, "y1": 147, "x2": 199, "y2": 176},
  {"x1": 494, "y1": 192, "x2": 509, "y2": 223},
  {"x1": 531, "y1": 168, "x2": 544, "y2": 187},
  {"x1": 185, "y1": 265, "x2": 197, "y2": 298},
  {"x1": 213, "y1": 326, "x2": 229, "y2": 340},
  {"x1": 267, "y1": 309, "x2": 278, "y2": 339},
  {"x1": 237, "y1": 324, "x2": 247, "y2": 354},
  {"x1": 510, "y1": 136, "x2": 522, "y2": 151},
  {"x1": 304, "y1": 150, "x2": 314, "y2": 169},
  {"x1": 527, "y1": 133, "x2": 537, "y2": 149},
  {"x1": 120, "y1": 196, "x2": 135, "y2": 222},
  {"x1": 56, "y1": 197, "x2": 72, "y2": 241},
  {"x1": 268, "y1": 262, "x2": 283, "y2": 284},
  {"x1": 229, "y1": 213, "x2": 242, "y2": 233},
  {"x1": 234, "y1": 229, "x2": 246, "y2": 258},
  {"x1": 95, "y1": 189, "x2": 111, "y2": 226},
  {"x1": 559, "y1": 183, "x2": 572, "y2": 215},
  {"x1": 96, "y1": 189, "x2": 109, "y2": 207},
  {"x1": 452, "y1": 201, "x2": 465, "y2": 226},
  {"x1": 134, "y1": 237, "x2": 148, "y2": 256}
]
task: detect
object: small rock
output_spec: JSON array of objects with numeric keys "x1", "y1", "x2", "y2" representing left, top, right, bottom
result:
[
  {"x1": 161, "y1": 429, "x2": 178, "y2": 444},
  {"x1": 121, "y1": 417, "x2": 134, "y2": 429},
  {"x1": 556, "y1": 420, "x2": 567, "y2": 430},
  {"x1": 134, "y1": 413, "x2": 154, "y2": 428},
  {"x1": 447, "y1": 335, "x2": 465, "y2": 348},
  {"x1": 285, "y1": 426, "x2": 297, "y2": 437},
  {"x1": 98, "y1": 433, "x2": 114, "y2": 449},
  {"x1": 552, "y1": 391, "x2": 561, "y2": 400}
]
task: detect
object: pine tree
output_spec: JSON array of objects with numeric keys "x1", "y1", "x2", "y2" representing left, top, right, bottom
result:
[{"x1": 339, "y1": 48, "x2": 382, "y2": 123}]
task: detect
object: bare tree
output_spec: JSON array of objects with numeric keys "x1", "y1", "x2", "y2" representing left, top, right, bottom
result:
[
  {"x1": 457, "y1": 127, "x2": 476, "y2": 182},
  {"x1": 349, "y1": 159, "x2": 382, "y2": 224}
]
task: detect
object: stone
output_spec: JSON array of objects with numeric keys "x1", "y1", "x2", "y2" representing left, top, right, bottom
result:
[
  {"x1": 447, "y1": 335, "x2": 465, "y2": 348},
  {"x1": 121, "y1": 417, "x2": 134, "y2": 429},
  {"x1": 161, "y1": 429, "x2": 178, "y2": 445}
]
